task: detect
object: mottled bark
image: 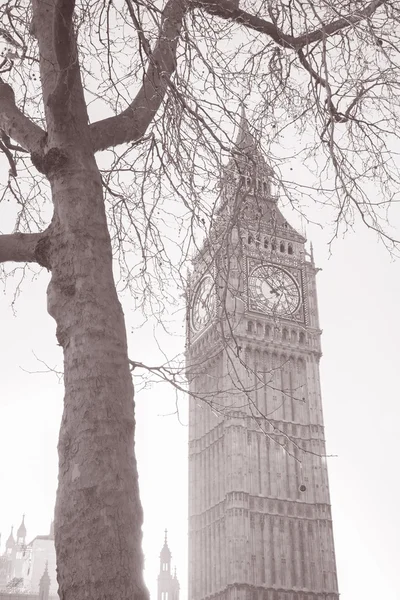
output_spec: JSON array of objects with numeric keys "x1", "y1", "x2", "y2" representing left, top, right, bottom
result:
[
  {"x1": 47, "y1": 158, "x2": 147, "y2": 600},
  {"x1": 28, "y1": 1, "x2": 149, "y2": 597}
]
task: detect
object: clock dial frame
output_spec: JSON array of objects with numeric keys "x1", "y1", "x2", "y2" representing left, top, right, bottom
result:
[
  {"x1": 248, "y1": 264, "x2": 301, "y2": 317},
  {"x1": 192, "y1": 276, "x2": 215, "y2": 332}
]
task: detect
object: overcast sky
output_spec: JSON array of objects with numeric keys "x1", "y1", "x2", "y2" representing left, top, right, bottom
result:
[{"x1": 1, "y1": 147, "x2": 399, "y2": 600}]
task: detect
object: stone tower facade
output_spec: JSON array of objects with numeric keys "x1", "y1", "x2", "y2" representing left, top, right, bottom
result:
[
  {"x1": 157, "y1": 531, "x2": 180, "y2": 600},
  {"x1": 186, "y1": 110, "x2": 339, "y2": 600}
]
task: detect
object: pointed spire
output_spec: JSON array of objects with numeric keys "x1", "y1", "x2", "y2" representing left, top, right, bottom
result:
[
  {"x1": 16, "y1": 515, "x2": 26, "y2": 542},
  {"x1": 6, "y1": 526, "x2": 15, "y2": 549},
  {"x1": 235, "y1": 103, "x2": 257, "y2": 152},
  {"x1": 39, "y1": 562, "x2": 50, "y2": 600},
  {"x1": 229, "y1": 101, "x2": 274, "y2": 180},
  {"x1": 219, "y1": 100, "x2": 276, "y2": 214},
  {"x1": 160, "y1": 529, "x2": 171, "y2": 560}
]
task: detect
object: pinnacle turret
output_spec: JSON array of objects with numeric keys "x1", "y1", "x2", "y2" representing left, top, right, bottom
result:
[
  {"x1": 16, "y1": 515, "x2": 26, "y2": 543},
  {"x1": 219, "y1": 104, "x2": 274, "y2": 212},
  {"x1": 160, "y1": 529, "x2": 172, "y2": 562},
  {"x1": 6, "y1": 526, "x2": 15, "y2": 550},
  {"x1": 235, "y1": 104, "x2": 258, "y2": 153},
  {"x1": 39, "y1": 562, "x2": 50, "y2": 600},
  {"x1": 157, "y1": 531, "x2": 179, "y2": 600}
]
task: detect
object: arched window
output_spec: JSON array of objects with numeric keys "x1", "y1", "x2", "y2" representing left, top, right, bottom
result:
[
  {"x1": 280, "y1": 242, "x2": 285, "y2": 253},
  {"x1": 263, "y1": 181, "x2": 268, "y2": 194},
  {"x1": 265, "y1": 325, "x2": 271, "y2": 338},
  {"x1": 247, "y1": 321, "x2": 254, "y2": 333},
  {"x1": 247, "y1": 177, "x2": 251, "y2": 187},
  {"x1": 248, "y1": 233, "x2": 253, "y2": 245},
  {"x1": 299, "y1": 332, "x2": 305, "y2": 345},
  {"x1": 288, "y1": 243, "x2": 293, "y2": 255},
  {"x1": 257, "y1": 322, "x2": 263, "y2": 336},
  {"x1": 264, "y1": 237, "x2": 269, "y2": 249},
  {"x1": 271, "y1": 241, "x2": 276, "y2": 251},
  {"x1": 240, "y1": 175, "x2": 245, "y2": 187},
  {"x1": 282, "y1": 328, "x2": 288, "y2": 341}
]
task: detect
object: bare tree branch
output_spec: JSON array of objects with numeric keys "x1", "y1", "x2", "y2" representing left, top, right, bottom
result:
[
  {"x1": 198, "y1": 0, "x2": 387, "y2": 48},
  {"x1": 90, "y1": 0, "x2": 187, "y2": 152},
  {"x1": 90, "y1": 0, "x2": 387, "y2": 152}
]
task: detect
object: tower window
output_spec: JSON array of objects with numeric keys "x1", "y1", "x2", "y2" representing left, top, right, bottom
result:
[
  {"x1": 299, "y1": 332, "x2": 305, "y2": 345},
  {"x1": 247, "y1": 177, "x2": 251, "y2": 187},
  {"x1": 248, "y1": 234, "x2": 253, "y2": 245},
  {"x1": 282, "y1": 329, "x2": 288, "y2": 341},
  {"x1": 247, "y1": 321, "x2": 254, "y2": 334},
  {"x1": 263, "y1": 182, "x2": 268, "y2": 194},
  {"x1": 265, "y1": 325, "x2": 271, "y2": 338},
  {"x1": 271, "y1": 242, "x2": 276, "y2": 251},
  {"x1": 288, "y1": 243, "x2": 293, "y2": 255},
  {"x1": 263, "y1": 237, "x2": 268, "y2": 249},
  {"x1": 280, "y1": 242, "x2": 285, "y2": 253}
]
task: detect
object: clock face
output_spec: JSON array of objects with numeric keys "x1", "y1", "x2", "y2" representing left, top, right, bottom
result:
[
  {"x1": 248, "y1": 264, "x2": 301, "y2": 317},
  {"x1": 192, "y1": 276, "x2": 215, "y2": 332}
]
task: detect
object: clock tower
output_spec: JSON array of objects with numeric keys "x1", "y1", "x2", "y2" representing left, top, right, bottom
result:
[{"x1": 186, "y1": 109, "x2": 339, "y2": 600}]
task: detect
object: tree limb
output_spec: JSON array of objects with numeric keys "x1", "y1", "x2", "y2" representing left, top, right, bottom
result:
[
  {"x1": 198, "y1": 0, "x2": 387, "y2": 48},
  {"x1": 0, "y1": 231, "x2": 50, "y2": 266},
  {"x1": 90, "y1": 0, "x2": 386, "y2": 152},
  {"x1": 90, "y1": 0, "x2": 187, "y2": 152},
  {"x1": 0, "y1": 139, "x2": 17, "y2": 177},
  {"x1": 0, "y1": 81, "x2": 46, "y2": 153}
]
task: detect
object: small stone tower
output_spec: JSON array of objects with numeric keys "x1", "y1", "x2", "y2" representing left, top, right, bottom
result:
[
  {"x1": 13, "y1": 515, "x2": 27, "y2": 579},
  {"x1": 157, "y1": 530, "x2": 180, "y2": 600},
  {"x1": 39, "y1": 562, "x2": 51, "y2": 600},
  {"x1": 16, "y1": 516, "x2": 26, "y2": 546},
  {"x1": 5, "y1": 527, "x2": 15, "y2": 556}
]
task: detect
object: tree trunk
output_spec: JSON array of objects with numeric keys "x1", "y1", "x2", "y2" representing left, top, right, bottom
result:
[{"x1": 47, "y1": 154, "x2": 147, "y2": 600}]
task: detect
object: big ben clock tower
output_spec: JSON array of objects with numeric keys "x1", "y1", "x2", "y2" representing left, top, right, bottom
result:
[{"x1": 186, "y1": 108, "x2": 339, "y2": 600}]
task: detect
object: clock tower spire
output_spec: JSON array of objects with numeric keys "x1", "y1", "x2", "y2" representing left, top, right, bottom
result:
[{"x1": 187, "y1": 106, "x2": 339, "y2": 600}]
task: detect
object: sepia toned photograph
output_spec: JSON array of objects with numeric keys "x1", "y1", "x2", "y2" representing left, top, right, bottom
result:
[{"x1": 0, "y1": 2, "x2": 398, "y2": 600}]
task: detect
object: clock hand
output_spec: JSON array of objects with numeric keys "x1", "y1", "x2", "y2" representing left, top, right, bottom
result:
[{"x1": 269, "y1": 285, "x2": 279, "y2": 296}]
